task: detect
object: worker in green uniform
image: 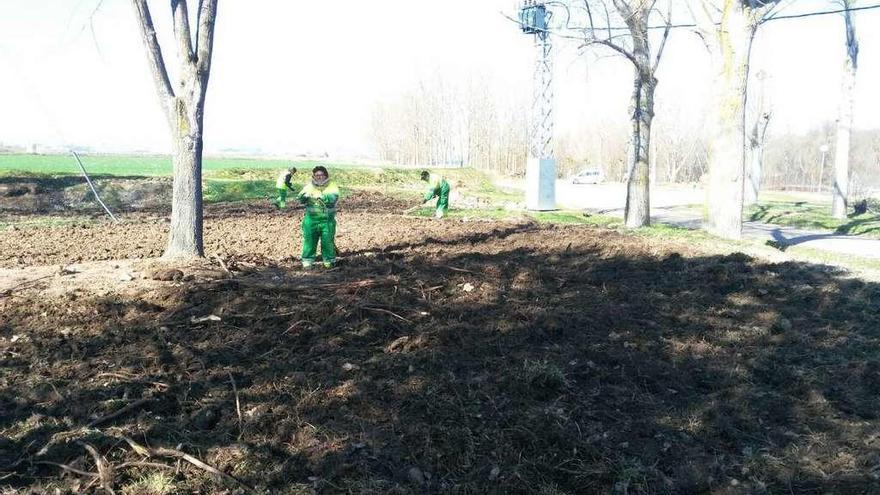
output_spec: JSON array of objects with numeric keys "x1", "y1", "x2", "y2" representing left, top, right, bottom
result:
[
  {"x1": 421, "y1": 170, "x2": 450, "y2": 219},
  {"x1": 297, "y1": 166, "x2": 339, "y2": 268},
  {"x1": 273, "y1": 166, "x2": 297, "y2": 208}
]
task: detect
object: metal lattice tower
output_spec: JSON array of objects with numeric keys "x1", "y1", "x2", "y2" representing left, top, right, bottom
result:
[
  {"x1": 531, "y1": 31, "x2": 553, "y2": 159},
  {"x1": 519, "y1": 1, "x2": 554, "y2": 159}
]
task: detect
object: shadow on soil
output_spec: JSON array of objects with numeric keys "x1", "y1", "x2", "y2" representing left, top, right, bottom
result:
[{"x1": 1, "y1": 226, "x2": 880, "y2": 494}]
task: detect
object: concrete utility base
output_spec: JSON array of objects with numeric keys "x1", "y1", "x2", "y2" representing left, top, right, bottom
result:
[{"x1": 525, "y1": 157, "x2": 557, "y2": 211}]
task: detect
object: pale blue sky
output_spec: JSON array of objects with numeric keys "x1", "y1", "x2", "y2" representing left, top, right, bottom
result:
[{"x1": 0, "y1": 0, "x2": 876, "y2": 156}]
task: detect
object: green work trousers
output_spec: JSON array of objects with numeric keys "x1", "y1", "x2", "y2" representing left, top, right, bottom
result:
[
  {"x1": 275, "y1": 187, "x2": 288, "y2": 208},
  {"x1": 301, "y1": 215, "x2": 336, "y2": 266},
  {"x1": 433, "y1": 182, "x2": 450, "y2": 216}
]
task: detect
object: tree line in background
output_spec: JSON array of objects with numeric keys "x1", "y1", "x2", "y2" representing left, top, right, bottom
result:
[{"x1": 368, "y1": 73, "x2": 880, "y2": 195}]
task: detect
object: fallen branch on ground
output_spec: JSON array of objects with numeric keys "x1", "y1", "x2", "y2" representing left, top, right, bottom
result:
[
  {"x1": 80, "y1": 442, "x2": 115, "y2": 495},
  {"x1": 440, "y1": 265, "x2": 481, "y2": 275},
  {"x1": 87, "y1": 397, "x2": 154, "y2": 428},
  {"x1": 213, "y1": 254, "x2": 231, "y2": 277},
  {"x1": 121, "y1": 437, "x2": 257, "y2": 494},
  {"x1": 204, "y1": 276, "x2": 400, "y2": 293},
  {"x1": 360, "y1": 306, "x2": 413, "y2": 323},
  {"x1": 227, "y1": 370, "x2": 243, "y2": 440},
  {"x1": 36, "y1": 461, "x2": 98, "y2": 479}
]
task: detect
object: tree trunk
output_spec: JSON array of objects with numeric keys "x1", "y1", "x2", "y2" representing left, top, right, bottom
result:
[
  {"x1": 624, "y1": 72, "x2": 654, "y2": 228},
  {"x1": 166, "y1": 97, "x2": 206, "y2": 257},
  {"x1": 832, "y1": 2, "x2": 858, "y2": 219},
  {"x1": 744, "y1": 72, "x2": 770, "y2": 206},
  {"x1": 704, "y1": 3, "x2": 755, "y2": 240},
  {"x1": 617, "y1": 1, "x2": 660, "y2": 229},
  {"x1": 745, "y1": 139, "x2": 765, "y2": 205}
]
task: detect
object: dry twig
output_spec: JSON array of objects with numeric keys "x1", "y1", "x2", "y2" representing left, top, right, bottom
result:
[
  {"x1": 213, "y1": 253, "x2": 231, "y2": 277},
  {"x1": 36, "y1": 461, "x2": 98, "y2": 479},
  {"x1": 360, "y1": 306, "x2": 413, "y2": 323},
  {"x1": 79, "y1": 442, "x2": 115, "y2": 495},
  {"x1": 440, "y1": 265, "x2": 481, "y2": 275},
  {"x1": 227, "y1": 370, "x2": 243, "y2": 439},
  {"x1": 116, "y1": 461, "x2": 175, "y2": 471},
  {"x1": 87, "y1": 397, "x2": 153, "y2": 428}
]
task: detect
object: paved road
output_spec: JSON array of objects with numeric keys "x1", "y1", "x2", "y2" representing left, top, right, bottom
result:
[{"x1": 503, "y1": 180, "x2": 880, "y2": 260}]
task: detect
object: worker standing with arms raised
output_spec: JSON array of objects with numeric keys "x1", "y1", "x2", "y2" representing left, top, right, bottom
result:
[
  {"x1": 273, "y1": 166, "x2": 297, "y2": 208},
  {"x1": 297, "y1": 166, "x2": 340, "y2": 268},
  {"x1": 420, "y1": 170, "x2": 450, "y2": 219}
]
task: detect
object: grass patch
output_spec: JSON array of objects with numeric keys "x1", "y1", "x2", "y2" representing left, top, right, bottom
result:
[
  {"x1": 199, "y1": 167, "x2": 501, "y2": 205},
  {"x1": 748, "y1": 200, "x2": 880, "y2": 238},
  {"x1": 121, "y1": 472, "x2": 177, "y2": 495},
  {"x1": 407, "y1": 207, "x2": 620, "y2": 227},
  {"x1": 0, "y1": 153, "x2": 356, "y2": 177},
  {"x1": 1, "y1": 162, "x2": 504, "y2": 208},
  {"x1": 203, "y1": 179, "x2": 277, "y2": 203}
]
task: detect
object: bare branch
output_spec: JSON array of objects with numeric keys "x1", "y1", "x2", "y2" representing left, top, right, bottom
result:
[
  {"x1": 687, "y1": 0, "x2": 717, "y2": 51},
  {"x1": 760, "y1": 0, "x2": 790, "y2": 21},
  {"x1": 196, "y1": 0, "x2": 218, "y2": 74},
  {"x1": 171, "y1": 0, "x2": 195, "y2": 64},
  {"x1": 652, "y1": 0, "x2": 672, "y2": 72},
  {"x1": 581, "y1": 37, "x2": 639, "y2": 65},
  {"x1": 611, "y1": 0, "x2": 635, "y2": 20},
  {"x1": 601, "y1": 1, "x2": 614, "y2": 40},
  {"x1": 583, "y1": 0, "x2": 597, "y2": 30},
  {"x1": 131, "y1": 0, "x2": 175, "y2": 113}
]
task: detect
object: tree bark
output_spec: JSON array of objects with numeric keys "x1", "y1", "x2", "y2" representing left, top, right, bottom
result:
[
  {"x1": 166, "y1": 92, "x2": 206, "y2": 258},
  {"x1": 745, "y1": 138, "x2": 764, "y2": 205},
  {"x1": 624, "y1": 71, "x2": 655, "y2": 228},
  {"x1": 744, "y1": 71, "x2": 770, "y2": 206},
  {"x1": 702, "y1": 1, "x2": 757, "y2": 240},
  {"x1": 745, "y1": 111, "x2": 770, "y2": 205},
  {"x1": 832, "y1": 0, "x2": 858, "y2": 219}
]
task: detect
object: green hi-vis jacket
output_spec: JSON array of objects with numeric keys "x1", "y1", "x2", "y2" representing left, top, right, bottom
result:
[
  {"x1": 424, "y1": 173, "x2": 448, "y2": 201},
  {"x1": 297, "y1": 180, "x2": 340, "y2": 220},
  {"x1": 276, "y1": 170, "x2": 294, "y2": 189}
]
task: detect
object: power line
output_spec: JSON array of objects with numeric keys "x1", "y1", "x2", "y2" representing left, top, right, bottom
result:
[
  {"x1": 766, "y1": 2, "x2": 880, "y2": 21},
  {"x1": 504, "y1": 2, "x2": 880, "y2": 34}
]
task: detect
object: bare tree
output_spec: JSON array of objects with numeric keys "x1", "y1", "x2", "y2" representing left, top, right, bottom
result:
[
  {"x1": 745, "y1": 69, "x2": 772, "y2": 205},
  {"x1": 691, "y1": 0, "x2": 778, "y2": 239},
  {"x1": 369, "y1": 72, "x2": 530, "y2": 174},
  {"x1": 832, "y1": 0, "x2": 859, "y2": 219},
  {"x1": 577, "y1": 0, "x2": 672, "y2": 228},
  {"x1": 131, "y1": 0, "x2": 218, "y2": 258}
]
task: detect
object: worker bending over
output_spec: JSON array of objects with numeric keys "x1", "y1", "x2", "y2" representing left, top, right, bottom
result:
[
  {"x1": 421, "y1": 170, "x2": 450, "y2": 219},
  {"x1": 297, "y1": 166, "x2": 339, "y2": 268},
  {"x1": 274, "y1": 166, "x2": 297, "y2": 208}
]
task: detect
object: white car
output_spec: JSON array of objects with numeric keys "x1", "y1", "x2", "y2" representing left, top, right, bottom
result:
[{"x1": 572, "y1": 169, "x2": 603, "y2": 185}]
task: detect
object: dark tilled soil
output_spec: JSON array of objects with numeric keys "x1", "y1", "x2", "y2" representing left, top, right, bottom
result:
[
  {"x1": 1, "y1": 196, "x2": 880, "y2": 494},
  {"x1": 0, "y1": 175, "x2": 172, "y2": 214},
  {"x1": 0, "y1": 191, "x2": 414, "y2": 267}
]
